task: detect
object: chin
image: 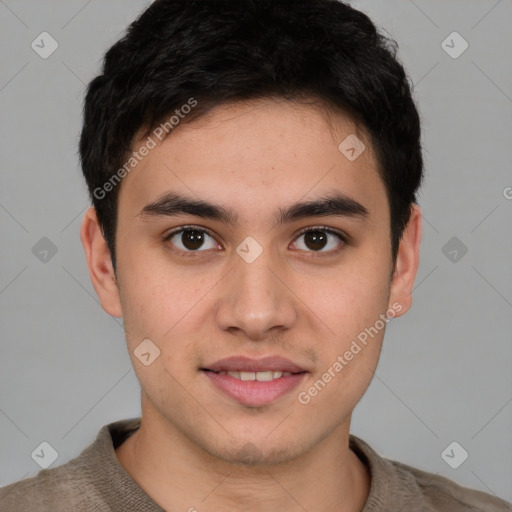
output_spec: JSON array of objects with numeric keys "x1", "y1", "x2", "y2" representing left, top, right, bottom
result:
[{"x1": 203, "y1": 434, "x2": 309, "y2": 467}]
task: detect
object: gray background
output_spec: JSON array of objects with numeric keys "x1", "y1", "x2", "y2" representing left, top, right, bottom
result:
[{"x1": 1, "y1": 0, "x2": 511, "y2": 503}]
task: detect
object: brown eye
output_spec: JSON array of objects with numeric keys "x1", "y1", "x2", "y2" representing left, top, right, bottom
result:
[
  {"x1": 181, "y1": 229, "x2": 206, "y2": 250},
  {"x1": 303, "y1": 230, "x2": 328, "y2": 251},
  {"x1": 293, "y1": 228, "x2": 346, "y2": 253},
  {"x1": 166, "y1": 228, "x2": 219, "y2": 252}
]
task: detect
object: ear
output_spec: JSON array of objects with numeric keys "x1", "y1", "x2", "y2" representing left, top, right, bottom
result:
[
  {"x1": 80, "y1": 207, "x2": 123, "y2": 318},
  {"x1": 388, "y1": 203, "x2": 422, "y2": 317}
]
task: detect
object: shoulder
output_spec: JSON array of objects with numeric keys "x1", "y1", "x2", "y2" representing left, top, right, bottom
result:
[
  {"x1": 390, "y1": 459, "x2": 512, "y2": 512},
  {"x1": 0, "y1": 462, "x2": 102, "y2": 512},
  {"x1": 349, "y1": 435, "x2": 512, "y2": 512},
  {"x1": 0, "y1": 418, "x2": 140, "y2": 512}
]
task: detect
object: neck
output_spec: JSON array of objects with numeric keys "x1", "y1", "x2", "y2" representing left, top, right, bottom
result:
[{"x1": 115, "y1": 405, "x2": 370, "y2": 512}]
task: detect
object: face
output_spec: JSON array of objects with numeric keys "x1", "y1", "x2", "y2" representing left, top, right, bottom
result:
[{"x1": 82, "y1": 98, "x2": 421, "y2": 465}]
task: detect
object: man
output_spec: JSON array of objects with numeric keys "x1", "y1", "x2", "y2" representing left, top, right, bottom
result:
[{"x1": 1, "y1": 0, "x2": 510, "y2": 510}]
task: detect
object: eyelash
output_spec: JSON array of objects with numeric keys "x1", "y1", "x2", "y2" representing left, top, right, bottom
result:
[{"x1": 162, "y1": 224, "x2": 348, "y2": 258}]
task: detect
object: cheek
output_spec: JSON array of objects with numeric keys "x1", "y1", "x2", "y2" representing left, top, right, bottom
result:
[
  {"x1": 117, "y1": 254, "x2": 218, "y2": 362},
  {"x1": 117, "y1": 268, "x2": 204, "y2": 392},
  {"x1": 304, "y1": 254, "x2": 391, "y2": 339},
  {"x1": 296, "y1": 276, "x2": 388, "y2": 414},
  {"x1": 295, "y1": 249, "x2": 391, "y2": 395},
  {"x1": 120, "y1": 272, "x2": 196, "y2": 336}
]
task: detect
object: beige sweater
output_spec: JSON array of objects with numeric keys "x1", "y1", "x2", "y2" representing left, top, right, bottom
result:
[{"x1": 1, "y1": 417, "x2": 510, "y2": 511}]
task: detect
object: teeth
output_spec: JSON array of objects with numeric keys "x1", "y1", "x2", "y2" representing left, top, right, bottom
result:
[{"x1": 222, "y1": 370, "x2": 294, "y2": 381}]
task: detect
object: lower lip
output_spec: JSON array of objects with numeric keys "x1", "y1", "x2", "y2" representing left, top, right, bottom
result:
[{"x1": 202, "y1": 370, "x2": 307, "y2": 406}]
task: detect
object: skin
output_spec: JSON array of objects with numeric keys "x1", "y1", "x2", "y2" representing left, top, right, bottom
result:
[{"x1": 81, "y1": 98, "x2": 421, "y2": 512}]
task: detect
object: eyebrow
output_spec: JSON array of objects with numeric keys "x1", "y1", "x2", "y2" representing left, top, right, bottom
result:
[{"x1": 139, "y1": 191, "x2": 369, "y2": 226}]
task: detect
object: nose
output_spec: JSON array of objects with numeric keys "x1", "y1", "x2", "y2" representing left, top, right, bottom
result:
[{"x1": 214, "y1": 247, "x2": 298, "y2": 341}]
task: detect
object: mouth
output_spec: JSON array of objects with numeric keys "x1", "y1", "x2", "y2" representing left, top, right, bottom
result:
[
  {"x1": 200, "y1": 355, "x2": 309, "y2": 406},
  {"x1": 201, "y1": 369, "x2": 308, "y2": 406}
]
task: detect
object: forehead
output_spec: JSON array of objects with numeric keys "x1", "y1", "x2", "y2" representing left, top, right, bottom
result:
[{"x1": 118, "y1": 98, "x2": 385, "y2": 223}]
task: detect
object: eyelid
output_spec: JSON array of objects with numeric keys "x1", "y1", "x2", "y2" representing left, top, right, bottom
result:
[
  {"x1": 294, "y1": 225, "x2": 348, "y2": 242},
  {"x1": 163, "y1": 224, "x2": 217, "y2": 241}
]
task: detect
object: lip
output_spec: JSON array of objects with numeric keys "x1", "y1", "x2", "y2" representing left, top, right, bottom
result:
[
  {"x1": 202, "y1": 370, "x2": 307, "y2": 406},
  {"x1": 201, "y1": 355, "x2": 309, "y2": 407},
  {"x1": 202, "y1": 355, "x2": 307, "y2": 373}
]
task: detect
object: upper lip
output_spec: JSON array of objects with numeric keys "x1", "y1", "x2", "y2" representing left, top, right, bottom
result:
[{"x1": 203, "y1": 356, "x2": 307, "y2": 373}]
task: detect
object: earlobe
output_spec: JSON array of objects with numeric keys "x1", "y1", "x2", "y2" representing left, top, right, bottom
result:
[
  {"x1": 388, "y1": 203, "x2": 422, "y2": 317},
  {"x1": 80, "y1": 207, "x2": 123, "y2": 318}
]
